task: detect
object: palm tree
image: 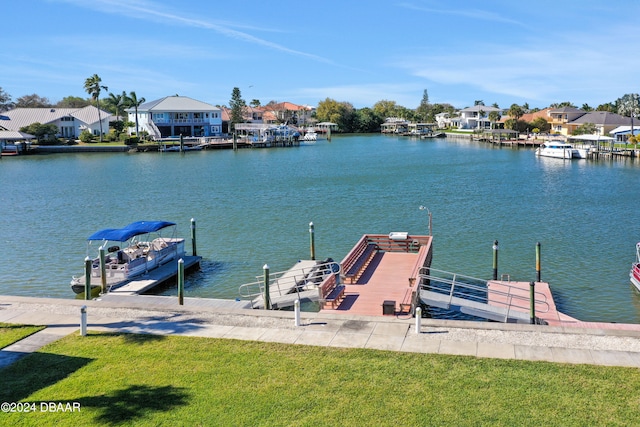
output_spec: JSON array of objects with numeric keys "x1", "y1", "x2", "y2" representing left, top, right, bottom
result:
[
  {"x1": 107, "y1": 91, "x2": 126, "y2": 121},
  {"x1": 488, "y1": 111, "x2": 501, "y2": 130},
  {"x1": 83, "y1": 74, "x2": 108, "y2": 142},
  {"x1": 125, "y1": 91, "x2": 146, "y2": 137},
  {"x1": 507, "y1": 104, "x2": 524, "y2": 130}
]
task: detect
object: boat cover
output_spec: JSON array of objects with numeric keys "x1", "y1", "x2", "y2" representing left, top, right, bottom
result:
[{"x1": 87, "y1": 221, "x2": 176, "y2": 241}]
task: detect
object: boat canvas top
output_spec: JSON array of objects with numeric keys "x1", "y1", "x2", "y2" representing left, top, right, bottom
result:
[{"x1": 87, "y1": 221, "x2": 176, "y2": 242}]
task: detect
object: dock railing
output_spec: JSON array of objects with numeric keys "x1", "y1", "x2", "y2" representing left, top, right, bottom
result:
[
  {"x1": 239, "y1": 260, "x2": 340, "y2": 309},
  {"x1": 418, "y1": 267, "x2": 550, "y2": 320}
]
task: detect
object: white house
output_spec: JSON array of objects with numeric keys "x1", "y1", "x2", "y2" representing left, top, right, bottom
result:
[
  {"x1": 0, "y1": 106, "x2": 111, "y2": 139},
  {"x1": 127, "y1": 95, "x2": 222, "y2": 139},
  {"x1": 451, "y1": 105, "x2": 501, "y2": 130}
]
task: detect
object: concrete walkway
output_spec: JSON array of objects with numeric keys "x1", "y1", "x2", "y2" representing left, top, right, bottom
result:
[{"x1": 1, "y1": 295, "x2": 640, "y2": 368}]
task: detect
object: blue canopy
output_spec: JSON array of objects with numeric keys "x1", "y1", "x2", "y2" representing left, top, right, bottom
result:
[{"x1": 87, "y1": 221, "x2": 176, "y2": 242}]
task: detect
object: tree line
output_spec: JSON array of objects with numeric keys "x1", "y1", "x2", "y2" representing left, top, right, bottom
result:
[{"x1": 2, "y1": 83, "x2": 639, "y2": 136}]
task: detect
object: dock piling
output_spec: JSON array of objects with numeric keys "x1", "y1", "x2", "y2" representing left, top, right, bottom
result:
[
  {"x1": 263, "y1": 264, "x2": 271, "y2": 309},
  {"x1": 415, "y1": 307, "x2": 422, "y2": 333},
  {"x1": 178, "y1": 258, "x2": 184, "y2": 305},
  {"x1": 492, "y1": 240, "x2": 499, "y2": 280},
  {"x1": 530, "y1": 281, "x2": 536, "y2": 324},
  {"x1": 309, "y1": 222, "x2": 315, "y2": 260},
  {"x1": 191, "y1": 218, "x2": 197, "y2": 257},
  {"x1": 99, "y1": 246, "x2": 106, "y2": 294},
  {"x1": 536, "y1": 242, "x2": 541, "y2": 282},
  {"x1": 84, "y1": 256, "x2": 91, "y2": 300}
]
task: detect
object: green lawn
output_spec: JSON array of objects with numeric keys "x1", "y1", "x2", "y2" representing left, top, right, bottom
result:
[
  {"x1": 1, "y1": 332, "x2": 639, "y2": 426},
  {"x1": 0, "y1": 323, "x2": 45, "y2": 349}
]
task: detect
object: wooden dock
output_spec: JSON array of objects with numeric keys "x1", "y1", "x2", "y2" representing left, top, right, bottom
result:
[{"x1": 319, "y1": 234, "x2": 433, "y2": 317}]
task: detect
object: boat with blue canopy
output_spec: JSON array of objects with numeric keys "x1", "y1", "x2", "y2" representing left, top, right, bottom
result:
[{"x1": 70, "y1": 220, "x2": 185, "y2": 294}]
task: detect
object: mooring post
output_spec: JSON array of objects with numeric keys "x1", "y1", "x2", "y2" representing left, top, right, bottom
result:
[
  {"x1": 178, "y1": 258, "x2": 185, "y2": 305},
  {"x1": 415, "y1": 306, "x2": 422, "y2": 333},
  {"x1": 327, "y1": 127, "x2": 331, "y2": 141},
  {"x1": 99, "y1": 246, "x2": 107, "y2": 294},
  {"x1": 263, "y1": 264, "x2": 271, "y2": 310},
  {"x1": 179, "y1": 134, "x2": 184, "y2": 152},
  {"x1": 233, "y1": 132, "x2": 237, "y2": 151},
  {"x1": 80, "y1": 305, "x2": 87, "y2": 336},
  {"x1": 191, "y1": 218, "x2": 197, "y2": 257},
  {"x1": 294, "y1": 299, "x2": 301, "y2": 326},
  {"x1": 529, "y1": 281, "x2": 535, "y2": 325},
  {"x1": 309, "y1": 221, "x2": 315, "y2": 261},
  {"x1": 84, "y1": 256, "x2": 91, "y2": 300},
  {"x1": 536, "y1": 242, "x2": 541, "y2": 282},
  {"x1": 492, "y1": 240, "x2": 499, "y2": 280}
]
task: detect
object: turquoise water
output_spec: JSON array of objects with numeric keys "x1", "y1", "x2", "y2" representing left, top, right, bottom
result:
[{"x1": 1, "y1": 135, "x2": 640, "y2": 323}]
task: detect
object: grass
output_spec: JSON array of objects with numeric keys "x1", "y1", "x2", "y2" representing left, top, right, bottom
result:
[
  {"x1": 1, "y1": 332, "x2": 639, "y2": 426},
  {"x1": 0, "y1": 323, "x2": 45, "y2": 349}
]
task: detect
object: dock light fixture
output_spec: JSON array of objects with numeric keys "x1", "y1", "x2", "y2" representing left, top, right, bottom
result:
[{"x1": 419, "y1": 205, "x2": 432, "y2": 236}]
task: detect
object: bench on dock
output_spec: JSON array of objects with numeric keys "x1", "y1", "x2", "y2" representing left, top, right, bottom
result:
[
  {"x1": 408, "y1": 245, "x2": 430, "y2": 286},
  {"x1": 341, "y1": 236, "x2": 378, "y2": 284},
  {"x1": 318, "y1": 274, "x2": 345, "y2": 309}
]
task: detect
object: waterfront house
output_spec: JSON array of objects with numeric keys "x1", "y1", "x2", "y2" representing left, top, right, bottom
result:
[
  {"x1": 263, "y1": 102, "x2": 315, "y2": 127},
  {"x1": 610, "y1": 125, "x2": 640, "y2": 142},
  {"x1": 0, "y1": 106, "x2": 111, "y2": 139},
  {"x1": 435, "y1": 112, "x2": 453, "y2": 129},
  {"x1": 547, "y1": 107, "x2": 586, "y2": 135},
  {"x1": 126, "y1": 95, "x2": 222, "y2": 139},
  {"x1": 219, "y1": 106, "x2": 278, "y2": 134},
  {"x1": 569, "y1": 111, "x2": 631, "y2": 136},
  {"x1": 452, "y1": 105, "x2": 501, "y2": 130}
]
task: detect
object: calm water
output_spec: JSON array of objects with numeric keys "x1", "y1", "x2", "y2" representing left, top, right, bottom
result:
[{"x1": 2, "y1": 135, "x2": 640, "y2": 323}]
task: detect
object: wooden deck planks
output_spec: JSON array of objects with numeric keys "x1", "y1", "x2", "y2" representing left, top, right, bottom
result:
[{"x1": 322, "y1": 252, "x2": 420, "y2": 316}]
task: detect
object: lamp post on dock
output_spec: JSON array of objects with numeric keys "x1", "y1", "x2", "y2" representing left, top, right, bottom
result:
[{"x1": 419, "y1": 205, "x2": 432, "y2": 236}]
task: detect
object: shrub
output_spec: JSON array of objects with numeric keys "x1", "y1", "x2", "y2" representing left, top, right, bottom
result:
[{"x1": 79, "y1": 130, "x2": 95, "y2": 143}]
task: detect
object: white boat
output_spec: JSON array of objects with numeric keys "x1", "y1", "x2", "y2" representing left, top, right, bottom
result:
[
  {"x1": 303, "y1": 130, "x2": 318, "y2": 142},
  {"x1": 535, "y1": 140, "x2": 581, "y2": 159},
  {"x1": 630, "y1": 242, "x2": 640, "y2": 292},
  {"x1": 70, "y1": 220, "x2": 185, "y2": 294}
]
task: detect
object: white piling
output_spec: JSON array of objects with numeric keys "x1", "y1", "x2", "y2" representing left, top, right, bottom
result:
[
  {"x1": 415, "y1": 306, "x2": 422, "y2": 334},
  {"x1": 80, "y1": 305, "x2": 87, "y2": 336},
  {"x1": 294, "y1": 299, "x2": 301, "y2": 327}
]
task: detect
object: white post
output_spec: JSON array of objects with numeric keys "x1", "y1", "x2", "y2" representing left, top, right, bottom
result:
[
  {"x1": 294, "y1": 299, "x2": 301, "y2": 327},
  {"x1": 80, "y1": 305, "x2": 87, "y2": 336},
  {"x1": 415, "y1": 306, "x2": 421, "y2": 334}
]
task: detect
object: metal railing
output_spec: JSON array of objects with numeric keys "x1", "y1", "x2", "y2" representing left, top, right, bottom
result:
[
  {"x1": 238, "y1": 261, "x2": 340, "y2": 308},
  {"x1": 418, "y1": 267, "x2": 549, "y2": 318}
]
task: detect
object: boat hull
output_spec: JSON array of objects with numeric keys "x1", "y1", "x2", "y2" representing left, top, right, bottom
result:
[{"x1": 630, "y1": 263, "x2": 640, "y2": 292}]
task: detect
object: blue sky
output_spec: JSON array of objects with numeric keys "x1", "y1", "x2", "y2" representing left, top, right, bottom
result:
[{"x1": 3, "y1": 0, "x2": 639, "y2": 110}]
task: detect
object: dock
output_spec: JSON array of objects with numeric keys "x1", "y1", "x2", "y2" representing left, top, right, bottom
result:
[
  {"x1": 319, "y1": 233, "x2": 432, "y2": 317},
  {"x1": 100, "y1": 255, "x2": 201, "y2": 296},
  {"x1": 239, "y1": 259, "x2": 339, "y2": 309}
]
